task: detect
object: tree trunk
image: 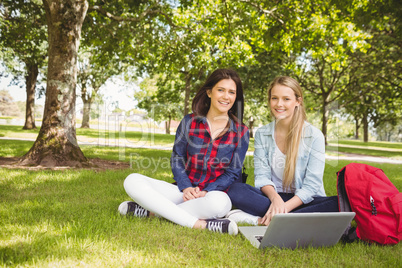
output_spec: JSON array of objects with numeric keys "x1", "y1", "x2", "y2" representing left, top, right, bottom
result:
[
  {"x1": 355, "y1": 117, "x2": 359, "y2": 140},
  {"x1": 165, "y1": 115, "x2": 171, "y2": 135},
  {"x1": 81, "y1": 98, "x2": 91, "y2": 128},
  {"x1": 183, "y1": 73, "x2": 191, "y2": 115},
  {"x1": 321, "y1": 103, "x2": 329, "y2": 145},
  {"x1": 363, "y1": 111, "x2": 369, "y2": 143},
  {"x1": 398, "y1": 127, "x2": 402, "y2": 143},
  {"x1": 20, "y1": 0, "x2": 89, "y2": 167},
  {"x1": 23, "y1": 62, "x2": 38, "y2": 130},
  {"x1": 249, "y1": 118, "x2": 254, "y2": 139},
  {"x1": 80, "y1": 85, "x2": 91, "y2": 128}
]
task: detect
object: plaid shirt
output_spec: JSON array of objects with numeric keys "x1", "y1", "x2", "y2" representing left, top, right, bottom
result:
[{"x1": 171, "y1": 113, "x2": 249, "y2": 192}]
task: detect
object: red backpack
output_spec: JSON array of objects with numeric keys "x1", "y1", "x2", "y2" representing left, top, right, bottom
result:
[{"x1": 337, "y1": 163, "x2": 402, "y2": 245}]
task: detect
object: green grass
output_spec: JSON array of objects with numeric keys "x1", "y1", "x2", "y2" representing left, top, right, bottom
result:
[
  {"x1": 327, "y1": 140, "x2": 402, "y2": 159},
  {"x1": 333, "y1": 139, "x2": 402, "y2": 150},
  {"x1": 0, "y1": 140, "x2": 34, "y2": 157},
  {"x1": 2, "y1": 124, "x2": 402, "y2": 160},
  {"x1": 327, "y1": 139, "x2": 402, "y2": 159},
  {"x1": 0, "y1": 125, "x2": 40, "y2": 140},
  {"x1": 326, "y1": 145, "x2": 402, "y2": 159},
  {"x1": 1, "y1": 140, "x2": 401, "y2": 267},
  {"x1": 0, "y1": 125, "x2": 176, "y2": 147}
]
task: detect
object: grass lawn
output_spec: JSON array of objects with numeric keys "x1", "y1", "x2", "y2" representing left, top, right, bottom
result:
[
  {"x1": 325, "y1": 145, "x2": 402, "y2": 159},
  {"x1": 2, "y1": 124, "x2": 402, "y2": 158},
  {"x1": 0, "y1": 125, "x2": 177, "y2": 147},
  {"x1": 327, "y1": 140, "x2": 402, "y2": 159},
  {"x1": 0, "y1": 139, "x2": 401, "y2": 267},
  {"x1": 334, "y1": 139, "x2": 402, "y2": 150}
]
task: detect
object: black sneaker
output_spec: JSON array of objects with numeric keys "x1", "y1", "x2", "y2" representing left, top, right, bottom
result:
[
  {"x1": 118, "y1": 201, "x2": 149, "y2": 217},
  {"x1": 205, "y1": 218, "x2": 238, "y2": 235}
]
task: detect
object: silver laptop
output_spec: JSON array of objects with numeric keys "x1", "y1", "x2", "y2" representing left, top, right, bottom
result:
[{"x1": 238, "y1": 212, "x2": 355, "y2": 249}]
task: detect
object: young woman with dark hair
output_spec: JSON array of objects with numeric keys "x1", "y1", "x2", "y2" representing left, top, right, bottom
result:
[
  {"x1": 226, "y1": 76, "x2": 338, "y2": 226},
  {"x1": 192, "y1": 68, "x2": 244, "y2": 122},
  {"x1": 119, "y1": 69, "x2": 249, "y2": 234}
]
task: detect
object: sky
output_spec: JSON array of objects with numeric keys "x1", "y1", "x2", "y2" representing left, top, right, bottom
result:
[{"x1": 0, "y1": 74, "x2": 137, "y2": 111}]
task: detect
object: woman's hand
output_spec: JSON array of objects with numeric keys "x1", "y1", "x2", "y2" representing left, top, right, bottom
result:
[
  {"x1": 260, "y1": 196, "x2": 288, "y2": 226},
  {"x1": 182, "y1": 187, "x2": 207, "y2": 201}
]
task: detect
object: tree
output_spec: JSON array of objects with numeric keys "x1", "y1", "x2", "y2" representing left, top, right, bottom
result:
[
  {"x1": 77, "y1": 49, "x2": 121, "y2": 128},
  {"x1": 17, "y1": 0, "x2": 182, "y2": 167},
  {"x1": 19, "y1": 0, "x2": 88, "y2": 167},
  {"x1": 226, "y1": 0, "x2": 383, "y2": 144},
  {"x1": 0, "y1": 90, "x2": 22, "y2": 117},
  {"x1": 376, "y1": 119, "x2": 402, "y2": 142},
  {"x1": 285, "y1": 2, "x2": 370, "y2": 144},
  {"x1": 0, "y1": 0, "x2": 47, "y2": 129},
  {"x1": 239, "y1": 50, "x2": 292, "y2": 137},
  {"x1": 136, "y1": 0, "x2": 261, "y2": 120},
  {"x1": 135, "y1": 74, "x2": 184, "y2": 134},
  {"x1": 338, "y1": 0, "x2": 402, "y2": 142}
]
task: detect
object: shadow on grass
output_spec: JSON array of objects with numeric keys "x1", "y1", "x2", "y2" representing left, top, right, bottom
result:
[
  {"x1": 1, "y1": 165, "x2": 401, "y2": 267},
  {"x1": 1, "y1": 158, "x2": 401, "y2": 266},
  {"x1": 334, "y1": 140, "x2": 402, "y2": 150},
  {"x1": 77, "y1": 128, "x2": 176, "y2": 146},
  {"x1": 0, "y1": 125, "x2": 40, "y2": 135},
  {"x1": 326, "y1": 146, "x2": 402, "y2": 158},
  {"x1": 0, "y1": 168, "x2": 252, "y2": 266}
]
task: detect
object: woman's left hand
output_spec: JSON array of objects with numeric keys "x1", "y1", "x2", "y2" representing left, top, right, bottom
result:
[
  {"x1": 195, "y1": 188, "x2": 207, "y2": 198},
  {"x1": 260, "y1": 196, "x2": 288, "y2": 226},
  {"x1": 182, "y1": 187, "x2": 207, "y2": 201}
]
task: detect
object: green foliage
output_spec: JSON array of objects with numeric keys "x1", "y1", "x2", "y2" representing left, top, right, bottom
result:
[
  {"x1": 375, "y1": 120, "x2": 402, "y2": 142},
  {"x1": 0, "y1": 90, "x2": 22, "y2": 117},
  {"x1": 238, "y1": 50, "x2": 293, "y2": 127},
  {"x1": 1, "y1": 0, "x2": 401, "y2": 147},
  {"x1": 135, "y1": 73, "x2": 184, "y2": 123},
  {"x1": 0, "y1": 0, "x2": 47, "y2": 85},
  {"x1": 341, "y1": 0, "x2": 402, "y2": 132}
]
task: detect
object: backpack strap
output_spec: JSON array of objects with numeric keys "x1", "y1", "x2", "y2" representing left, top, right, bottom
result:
[
  {"x1": 241, "y1": 166, "x2": 248, "y2": 183},
  {"x1": 340, "y1": 226, "x2": 358, "y2": 243},
  {"x1": 336, "y1": 166, "x2": 352, "y2": 212}
]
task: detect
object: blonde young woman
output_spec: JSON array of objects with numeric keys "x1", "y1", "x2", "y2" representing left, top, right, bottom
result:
[{"x1": 226, "y1": 76, "x2": 338, "y2": 226}]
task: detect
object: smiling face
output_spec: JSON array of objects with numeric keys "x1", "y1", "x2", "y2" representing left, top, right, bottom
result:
[
  {"x1": 269, "y1": 84, "x2": 301, "y2": 123},
  {"x1": 206, "y1": 79, "x2": 237, "y2": 117}
]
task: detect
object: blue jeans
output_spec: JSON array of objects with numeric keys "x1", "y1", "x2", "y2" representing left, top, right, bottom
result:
[{"x1": 227, "y1": 182, "x2": 339, "y2": 217}]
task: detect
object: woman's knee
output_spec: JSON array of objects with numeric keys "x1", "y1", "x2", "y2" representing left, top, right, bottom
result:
[
  {"x1": 227, "y1": 182, "x2": 250, "y2": 202},
  {"x1": 124, "y1": 173, "x2": 150, "y2": 194},
  {"x1": 204, "y1": 191, "x2": 232, "y2": 217}
]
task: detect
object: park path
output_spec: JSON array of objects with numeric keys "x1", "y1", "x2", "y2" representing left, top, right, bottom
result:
[
  {"x1": 327, "y1": 143, "x2": 401, "y2": 152},
  {"x1": 1, "y1": 137, "x2": 402, "y2": 165},
  {"x1": 324, "y1": 153, "x2": 402, "y2": 164}
]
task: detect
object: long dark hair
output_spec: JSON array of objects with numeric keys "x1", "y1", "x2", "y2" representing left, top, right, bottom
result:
[{"x1": 191, "y1": 68, "x2": 244, "y2": 122}]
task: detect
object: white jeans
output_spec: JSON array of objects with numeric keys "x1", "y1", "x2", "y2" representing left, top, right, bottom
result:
[{"x1": 123, "y1": 173, "x2": 232, "y2": 228}]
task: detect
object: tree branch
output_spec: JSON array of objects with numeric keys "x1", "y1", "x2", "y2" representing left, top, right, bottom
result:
[
  {"x1": 89, "y1": 5, "x2": 156, "y2": 22},
  {"x1": 89, "y1": 5, "x2": 191, "y2": 31},
  {"x1": 237, "y1": 0, "x2": 284, "y2": 24},
  {"x1": 223, "y1": 0, "x2": 235, "y2": 37}
]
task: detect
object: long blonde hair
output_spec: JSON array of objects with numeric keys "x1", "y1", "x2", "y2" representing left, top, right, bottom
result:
[{"x1": 268, "y1": 76, "x2": 307, "y2": 190}]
